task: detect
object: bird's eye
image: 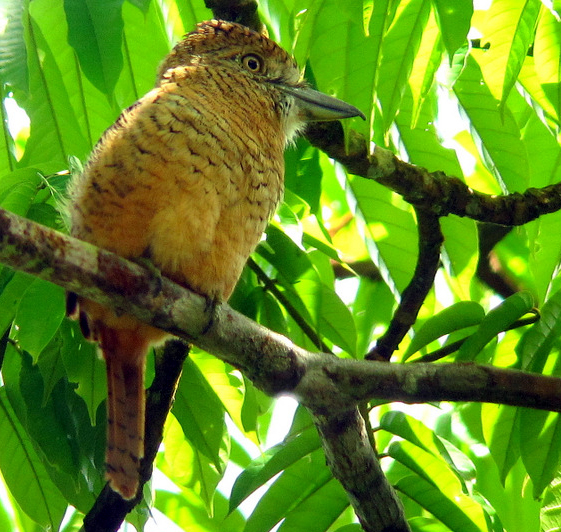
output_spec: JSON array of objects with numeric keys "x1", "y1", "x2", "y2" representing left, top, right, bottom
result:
[{"x1": 241, "y1": 54, "x2": 263, "y2": 73}]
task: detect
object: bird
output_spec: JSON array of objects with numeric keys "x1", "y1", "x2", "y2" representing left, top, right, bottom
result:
[{"x1": 65, "y1": 19, "x2": 364, "y2": 500}]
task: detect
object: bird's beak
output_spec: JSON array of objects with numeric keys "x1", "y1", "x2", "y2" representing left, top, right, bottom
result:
[{"x1": 279, "y1": 85, "x2": 366, "y2": 122}]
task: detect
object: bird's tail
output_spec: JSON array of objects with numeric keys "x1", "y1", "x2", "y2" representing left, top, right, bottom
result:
[{"x1": 100, "y1": 326, "x2": 146, "y2": 500}]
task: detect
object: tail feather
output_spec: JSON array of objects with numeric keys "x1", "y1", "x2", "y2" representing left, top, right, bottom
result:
[{"x1": 101, "y1": 327, "x2": 147, "y2": 500}]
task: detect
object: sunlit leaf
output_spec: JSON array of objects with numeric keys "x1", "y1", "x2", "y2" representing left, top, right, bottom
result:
[
  {"x1": 481, "y1": 404, "x2": 520, "y2": 484},
  {"x1": 520, "y1": 408, "x2": 561, "y2": 497},
  {"x1": 0, "y1": 388, "x2": 66, "y2": 529},
  {"x1": 172, "y1": 357, "x2": 228, "y2": 473},
  {"x1": 516, "y1": 287, "x2": 561, "y2": 372},
  {"x1": 454, "y1": 54, "x2": 529, "y2": 193},
  {"x1": 230, "y1": 425, "x2": 321, "y2": 511},
  {"x1": 433, "y1": 0, "x2": 472, "y2": 59},
  {"x1": 479, "y1": 0, "x2": 540, "y2": 109},
  {"x1": 395, "y1": 474, "x2": 486, "y2": 532},
  {"x1": 541, "y1": 474, "x2": 561, "y2": 532},
  {"x1": 404, "y1": 301, "x2": 485, "y2": 359},
  {"x1": 534, "y1": 8, "x2": 561, "y2": 122},
  {"x1": 244, "y1": 448, "x2": 347, "y2": 532},
  {"x1": 457, "y1": 292, "x2": 535, "y2": 361},
  {"x1": 377, "y1": 0, "x2": 431, "y2": 134},
  {"x1": 14, "y1": 278, "x2": 65, "y2": 361}
]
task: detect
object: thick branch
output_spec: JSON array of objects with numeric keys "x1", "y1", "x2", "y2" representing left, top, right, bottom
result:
[
  {"x1": 312, "y1": 409, "x2": 409, "y2": 532},
  {"x1": 4, "y1": 209, "x2": 561, "y2": 530},
  {"x1": 204, "y1": 0, "x2": 262, "y2": 32},
  {"x1": 7, "y1": 208, "x2": 561, "y2": 412},
  {"x1": 305, "y1": 122, "x2": 561, "y2": 225}
]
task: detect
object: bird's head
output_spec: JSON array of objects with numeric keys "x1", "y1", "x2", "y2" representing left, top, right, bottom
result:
[{"x1": 158, "y1": 20, "x2": 365, "y2": 140}]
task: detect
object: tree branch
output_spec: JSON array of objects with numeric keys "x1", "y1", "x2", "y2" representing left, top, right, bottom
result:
[
  {"x1": 367, "y1": 208, "x2": 443, "y2": 361},
  {"x1": 305, "y1": 121, "x2": 561, "y2": 225},
  {"x1": 4, "y1": 208, "x2": 561, "y2": 530},
  {"x1": 204, "y1": 0, "x2": 262, "y2": 32}
]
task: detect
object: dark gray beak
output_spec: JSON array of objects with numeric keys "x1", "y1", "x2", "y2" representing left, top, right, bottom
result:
[{"x1": 279, "y1": 85, "x2": 366, "y2": 121}]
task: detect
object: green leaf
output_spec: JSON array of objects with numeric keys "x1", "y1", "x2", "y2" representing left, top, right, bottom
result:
[
  {"x1": 541, "y1": 474, "x2": 561, "y2": 532},
  {"x1": 480, "y1": 0, "x2": 541, "y2": 109},
  {"x1": 347, "y1": 173, "x2": 418, "y2": 296},
  {"x1": 0, "y1": 388, "x2": 66, "y2": 529},
  {"x1": 244, "y1": 448, "x2": 347, "y2": 532},
  {"x1": 433, "y1": 0, "x2": 472, "y2": 59},
  {"x1": 58, "y1": 318, "x2": 106, "y2": 424},
  {"x1": 404, "y1": 301, "x2": 485, "y2": 359},
  {"x1": 293, "y1": 0, "x2": 373, "y2": 133},
  {"x1": 172, "y1": 357, "x2": 227, "y2": 473},
  {"x1": 387, "y1": 439, "x2": 488, "y2": 530},
  {"x1": 517, "y1": 287, "x2": 561, "y2": 372},
  {"x1": 353, "y1": 278, "x2": 394, "y2": 356},
  {"x1": 395, "y1": 87, "x2": 463, "y2": 176},
  {"x1": 15, "y1": 355, "x2": 103, "y2": 512},
  {"x1": 377, "y1": 0, "x2": 431, "y2": 133},
  {"x1": 155, "y1": 488, "x2": 245, "y2": 532},
  {"x1": 285, "y1": 140, "x2": 323, "y2": 214},
  {"x1": 230, "y1": 425, "x2": 321, "y2": 512},
  {"x1": 63, "y1": 0, "x2": 125, "y2": 97},
  {"x1": 534, "y1": 8, "x2": 561, "y2": 122},
  {"x1": 0, "y1": 0, "x2": 29, "y2": 93},
  {"x1": 190, "y1": 350, "x2": 250, "y2": 445},
  {"x1": 481, "y1": 404, "x2": 520, "y2": 484},
  {"x1": 14, "y1": 279, "x2": 65, "y2": 361},
  {"x1": 162, "y1": 414, "x2": 223, "y2": 510},
  {"x1": 520, "y1": 408, "x2": 561, "y2": 497},
  {"x1": 457, "y1": 292, "x2": 535, "y2": 361},
  {"x1": 407, "y1": 13, "x2": 443, "y2": 128},
  {"x1": 0, "y1": 0, "x2": 27, "y2": 175},
  {"x1": 120, "y1": 0, "x2": 174, "y2": 102},
  {"x1": 440, "y1": 216, "x2": 479, "y2": 299},
  {"x1": 454, "y1": 54, "x2": 530, "y2": 192},
  {"x1": 333, "y1": 526, "x2": 363, "y2": 532},
  {"x1": 295, "y1": 279, "x2": 357, "y2": 355},
  {"x1": 19, "y1": 1, "x2": 91, "y2": 167},
  {"x1": 0, "y1": 270, "x2": 34, "y2": 337},
  {"x1": 0, "y1": 168, "x2": 42, "y2": 216},
  {"x1": 381, "y1": 410, "x2": 477, "y2": 483},
  {"x1": 395, "y1": 474, "x2": 486, "y2": 532}
]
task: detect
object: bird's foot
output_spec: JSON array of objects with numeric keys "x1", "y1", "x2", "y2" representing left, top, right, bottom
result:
[
  {"x1": 201, "y1": 295, "x2": 219, "y2": 335},
  {"x1": 132, "y1": 256, "x2": 164, "y2": 297}
]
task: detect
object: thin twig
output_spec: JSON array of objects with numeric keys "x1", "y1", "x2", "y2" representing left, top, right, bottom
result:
[
  {"x1": 367, "y1": 208, "x2": 443, "y2": 361},
  {"x1": 247, "y1": 257, "x2": 332, "y2": 353}
]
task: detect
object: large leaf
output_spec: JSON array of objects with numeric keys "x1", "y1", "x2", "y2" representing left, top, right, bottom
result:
[
  {"x1": 0, "y1": 388, "x2": 67, "y2": 529},
  {"x1": 457, "y1": 292, "x2": 535, "y2": 361},
  {"x1": 479, "y1": 0, "x2": 541, "y2": 110},
  {"x1": 347, "y1": 173, "x2": 418, "y2": 296},
  {"x1": 433, "y1": 0, "x2": 472, "y2": 60},
  {"x1": 404, "y1": 301, "x2": 485, "y2": 359},
  {"x1": 63, "y1": 0, "x2": 125, "y2": 98},
  {"x1": 377, "y1": 0, "x2": 431, "y2": 134},
  {"x1": 534, "y1": 8, "x2": 561, "y2": 122},
  {"x1": 244, "y1": 448, "x2": 348, "y2": 532},
  {"x1": 481, "y1": 403, "x2": 520, "y2": 484},
  {"x1": 172, "y1": 357, "x2": 228, "y2": 473},
  {"x1": 454, "y1": 54, "x2": 530, "y2": 193},
  {"x1": 395, "y1": 472, "x2": 488, "y2": 531},
  {"x1": 230, "y1": 425, "x2": 321, "y2": 511},
  {"x1": 520, "y1": 408, "x2": 561, "y2": 498},
  {"x1": 14, "y1": 279, "x2": 66, "y2": 361}
]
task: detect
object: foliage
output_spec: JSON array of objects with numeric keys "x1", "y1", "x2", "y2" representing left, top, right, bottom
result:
[{"x1": 0, "y1": 0, "x2": 560, "y2": 531}]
